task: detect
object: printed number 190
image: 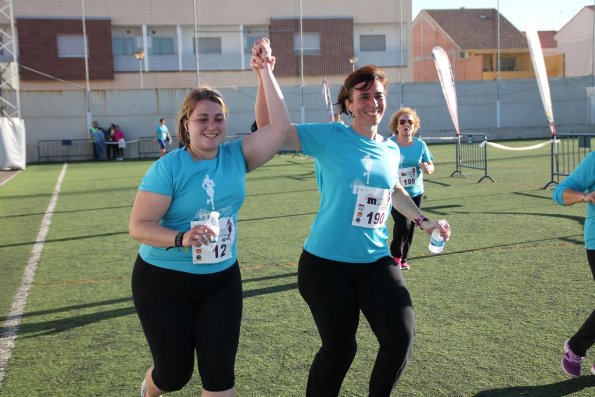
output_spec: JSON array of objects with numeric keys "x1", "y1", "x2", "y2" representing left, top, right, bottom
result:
[{"x1": 366, "y1": 212, "x2": 385, "y2": 225}]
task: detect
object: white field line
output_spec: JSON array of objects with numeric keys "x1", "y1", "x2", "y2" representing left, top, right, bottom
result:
[
  {"x1": 0, "y1": 171, "x2": 22, "y2": 187},
  {"x1": 0, "y1": 163, "x2": 68, "y2": 388}
]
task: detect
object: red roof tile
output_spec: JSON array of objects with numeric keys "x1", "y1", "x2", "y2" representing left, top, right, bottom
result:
[{"x1": 424, "y1": 8, "x2": 528, "y2": 50}]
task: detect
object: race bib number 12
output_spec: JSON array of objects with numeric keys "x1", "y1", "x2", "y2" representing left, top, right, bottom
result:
[{"x1": 190, "y1": 217, "x2": 235, "y2": 264}]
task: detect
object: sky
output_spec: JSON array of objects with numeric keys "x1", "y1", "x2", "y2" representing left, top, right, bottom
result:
[{"x1": 412, "y1": 0, "x2": 593, "y2": 31}]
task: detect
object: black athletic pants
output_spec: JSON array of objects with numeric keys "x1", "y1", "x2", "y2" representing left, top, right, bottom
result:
[
  {"x1": 131, "y1": 256, "x2": 242, "y2": 392},
  {"x1": 390, "y1": 194, "x2": 423, "y2": 261},
  {"x1": 568, "y1": 249, "x2": 595, "y2": 357},
  {"x1": 298, "y1": 250, "x2": 415, "y2": 397}
]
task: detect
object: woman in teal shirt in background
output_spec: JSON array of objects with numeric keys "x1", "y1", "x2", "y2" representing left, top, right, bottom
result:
[
  {"x1": 388, "y1": 107, "x2": 434, "y2": 270},
  {"x1": 553, "y1": 151, "x2": 595, "y2": 378}
]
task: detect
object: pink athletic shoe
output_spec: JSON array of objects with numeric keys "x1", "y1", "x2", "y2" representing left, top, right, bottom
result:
[{"x1": 561, "y1": 339, "x2": 584, "y2": 378}]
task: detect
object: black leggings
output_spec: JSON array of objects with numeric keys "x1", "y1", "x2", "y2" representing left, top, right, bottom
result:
[
  {"x1": 298, "y1": 250, "x2": 415, "y2": 397},
  {"x1": 390, "y1": 194, "x2": 423, "y2": 260},
  {"x1": 131, "y1": 256, "x2": 243, "y2": 392},
  {"x1": 568, "y1": 249, "x2": 595, "y2": 356}
]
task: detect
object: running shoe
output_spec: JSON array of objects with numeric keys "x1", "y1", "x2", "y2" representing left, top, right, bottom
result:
[
  {"x1": 561, "y1": 339, "x2": 584, "y2": 378},
  {"x1": 140, "y1": 379, "x2": 147, "y2": 397},
  {"x1": 400, "y1": 260, "x2": 410, "y2": 270}
]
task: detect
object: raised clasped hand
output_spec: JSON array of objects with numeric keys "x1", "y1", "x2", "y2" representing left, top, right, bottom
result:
[{"x1": 250, "y1": 37, "x2": 275, "y2": 71}]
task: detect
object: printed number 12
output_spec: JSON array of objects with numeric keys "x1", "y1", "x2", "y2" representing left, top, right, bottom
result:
[{"x1": 213, "y1": 244, "x2": 227, "y2": 258}]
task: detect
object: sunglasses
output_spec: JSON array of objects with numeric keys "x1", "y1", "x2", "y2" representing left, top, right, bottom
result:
[{"x1": 399, "y1": 119, "x2": 413, "y2": 125}]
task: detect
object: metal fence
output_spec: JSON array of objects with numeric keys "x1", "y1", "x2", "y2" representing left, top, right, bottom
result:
[
  {"x1": 455, "y1": 134, "x2": 494, "y2": 183},
  {"x1": 36, "y1": 135, "x2": 254, "y2": 162},
  {"x1": 422, "y1": 133, "x2": 494, "y2": 183},
  {"x1": 37, "y1": 138, "x2": 164, "y2": 162},
  {"x1": 544, "y1": 132, "x2": 594, "y2": 189}
]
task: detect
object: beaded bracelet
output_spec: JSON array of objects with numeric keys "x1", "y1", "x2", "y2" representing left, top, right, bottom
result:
[{"x1": 414, "y1": 215, "x2": 430, "y2": 229}]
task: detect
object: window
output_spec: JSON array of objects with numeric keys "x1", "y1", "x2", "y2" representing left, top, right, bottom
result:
[
  {"x1": 244, "y1": 29, "x2": 268, "y2": 54},
  {"x1": 57, "y1": 34, "x2": 86, "y2": 58},
  {"x1": 112, "y1": 37, "x2": 136, "y2": 56},
  {"x1": 500, "y1": 56, "x2": 516, "y2": 71},
  {"x1": 150, "y1": 37, "x2": 174, "y2": 55},
  {"x1": 195, "y1": 37, "x2": 222, "y2": 54},
  {"x1": 360, "y1": 35, "x2": 386, "y2": 52},
  {"x1": 293, "y1": 32, "x2": 320, "y2": 55}
]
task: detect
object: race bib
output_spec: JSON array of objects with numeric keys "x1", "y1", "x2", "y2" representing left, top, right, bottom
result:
[
  {"x1": 351, "y1": 186, "x2": 391, "y2": 229},
  {"x1": 190, "y1": 217, "x2": 235, "y2": 264},
  {"x1": 399, "y1": 166, "x2": 417, "y2": 187}
]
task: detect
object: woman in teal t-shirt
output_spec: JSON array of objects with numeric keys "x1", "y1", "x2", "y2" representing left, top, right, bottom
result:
[
  {"x1": 553, "y1": 151, "x2": 595, "y2": 378},
  {"x1": 254, "y1": 61, "x2": 451, "y2": 396},
  {"x1": 129, "y1": 38, "x2": 289, "y2": 397},
  {"x1": 388, "y1": 107, "x2": 434, "y2": 270}
]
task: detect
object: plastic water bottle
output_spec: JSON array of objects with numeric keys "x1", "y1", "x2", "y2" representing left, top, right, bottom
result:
[
  {"x1": 428, "y1": 221, "x2": 446, "y2": 254},
  {"x1": 202, "y1": 211, "x2": 220, "y2": 252}
]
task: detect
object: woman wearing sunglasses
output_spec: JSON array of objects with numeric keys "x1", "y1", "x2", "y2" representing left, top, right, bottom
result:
[{"x1": 388, "y1": 107, "x2": 434, "y2": 270}]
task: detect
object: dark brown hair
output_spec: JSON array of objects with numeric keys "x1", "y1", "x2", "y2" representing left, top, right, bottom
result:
[{"x1": 336, "y1": 65, "x2": 388, "y2": 116}]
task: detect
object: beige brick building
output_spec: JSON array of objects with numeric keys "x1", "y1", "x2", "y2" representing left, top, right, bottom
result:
[{"x1": 13, "y1": 0, "x2": 413, "y2": 91}]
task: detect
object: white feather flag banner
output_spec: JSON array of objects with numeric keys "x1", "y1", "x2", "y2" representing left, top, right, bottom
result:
[
  {"x1": 525, "y1": 21, "x2": 556, "y2": 136},
  {"x1": 322, "y1": 78, "x2": 333, "y2": 122},
  {"x1": 432, "y1": 46, "x2": 460, "y2": 136}
]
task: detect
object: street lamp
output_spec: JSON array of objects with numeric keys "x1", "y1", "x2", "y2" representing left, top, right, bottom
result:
[
  {"x1": 349, "y1": 57, "x2": 358, "y2": 72},
  {"x1": 134, "y1": 50, "x2": 145, "y2": 89}
]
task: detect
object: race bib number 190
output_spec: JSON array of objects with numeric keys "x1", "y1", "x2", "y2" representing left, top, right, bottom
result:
[{"x1": 351, "y1": 186, "x2": 391, "y2": 229}]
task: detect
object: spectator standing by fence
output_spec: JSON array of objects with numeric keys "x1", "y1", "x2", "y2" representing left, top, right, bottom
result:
[
  {"x1": 254, "y1": 60, "x2": 450, "y2": 396},
  {"x1": 156, "y1": 118, "x2": 172, "y2": 157},
  {"x1": 553, "y1": 151, "x2": 595, "y2": 378},
  {"x1": 106, "y1": 123, "x2": 118, "y2": 160},
  {"x1": 388, "y1": 107, "x2": 434, "y2": 270},
  {"x1": 129, "y1": 38, "x2": 289, "y2": 397},
  {"x1": 112, "y1": 124, "x2": 125, "y2": 160},
  {"x1": 89, "y1": 120, "x2": 106, "y2": 161}
]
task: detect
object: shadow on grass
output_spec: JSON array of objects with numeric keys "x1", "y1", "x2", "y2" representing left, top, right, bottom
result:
[
  {"x1": 243, "y1": 272, "x2": 297, "y2": 283},
  {"x1": 10, "y1": 306, "x2": 138, "y2": 339},
  {"x1": 0, "y1": 185, "x2": 139, "y2": 200},
  {"x1": 0, "y1": 230, "x2": 130, "y2": 249},
  {"x1": 472, "y1": 376, "x2": 595, "y2": 397},
  {"x1": 244, "y1": 282, "x2": 297, "y2": 298},
  {"x1": 2, "y1": 280, "x2": 298, "y2": 338},
  {"x1": 411, "y1": 233, "x2": 583, "y2": 260},
  {"x1": 0, "y1": 297, "x2": 133, "y2": 322},
  {"x1": 239, "y1": 212, "x2": 318, "y2": 223},
  {"x1": 0, "y1": 204, "x2": 132, "y2": 219},
  {"x1": 246, "y1": 187, "x2": 318, "y2": 198}
]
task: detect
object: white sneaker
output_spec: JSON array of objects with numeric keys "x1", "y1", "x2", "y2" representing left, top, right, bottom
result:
[{"x1": 140, "y1": 379, "x2": 147, "y2": 397}]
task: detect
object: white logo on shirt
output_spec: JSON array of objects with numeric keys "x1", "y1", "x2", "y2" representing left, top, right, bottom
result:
[
  {"x1": 202, "y1": 175, "x2": 216, "y2": 210},
  {"x1": 362, "y1": 154, "x2": 374, "y2": 185}
]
